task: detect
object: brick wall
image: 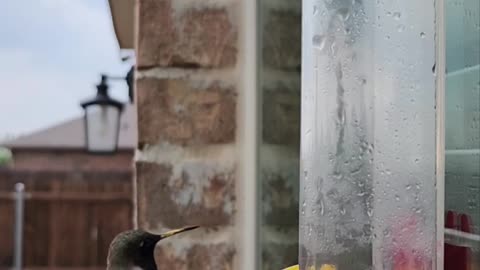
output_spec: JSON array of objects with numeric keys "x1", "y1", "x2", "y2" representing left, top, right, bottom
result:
[
  {"x1": 135, "y1": 0, "x2": 301, "y2": 268},
  {"x1": 135, "y1": 0, "x2": 239, "y2": 268}
]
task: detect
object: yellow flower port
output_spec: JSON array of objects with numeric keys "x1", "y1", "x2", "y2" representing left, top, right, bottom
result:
[{"x1": 283, "y1": 264, "x2": 336, "y2": 270}]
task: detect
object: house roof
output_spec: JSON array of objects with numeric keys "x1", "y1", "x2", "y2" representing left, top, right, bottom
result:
[{"x1": 2, "y1": 105, "x2": 137, "y2": 150}]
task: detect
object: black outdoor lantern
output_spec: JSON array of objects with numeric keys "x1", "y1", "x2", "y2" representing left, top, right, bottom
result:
[
  {"x1": 81, "y1": 75, "x2": 125, "y2": 154},
  {"x1": 81, "y1": 66, "x2": 134, "y2": 154}
]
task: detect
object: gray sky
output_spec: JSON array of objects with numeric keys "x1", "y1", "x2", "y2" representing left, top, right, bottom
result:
[{"x1": 0, "y1": 0, "x2": 132, "y2": 139}]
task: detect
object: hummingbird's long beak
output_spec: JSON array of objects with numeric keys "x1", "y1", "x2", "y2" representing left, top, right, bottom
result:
[{"x1": 160, "y1": 225, "x2": 199, "y2": 239}]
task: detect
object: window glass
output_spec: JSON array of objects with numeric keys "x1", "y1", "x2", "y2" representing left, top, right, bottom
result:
[
  {"x1": 257, "y1": 0, "x2": 301, "y2": 269},
  {"x1": 444, "y1": 0, "x2": 480, "y2": 268}
]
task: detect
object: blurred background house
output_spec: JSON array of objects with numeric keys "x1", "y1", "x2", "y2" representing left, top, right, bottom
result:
[{"x1": 0, "y1": 106, "x2": 136, "y2": 268}]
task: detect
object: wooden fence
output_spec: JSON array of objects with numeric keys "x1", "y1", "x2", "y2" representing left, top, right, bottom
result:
[{"x1": 0, "y1": 170, "x2": 133, "y2": 269}]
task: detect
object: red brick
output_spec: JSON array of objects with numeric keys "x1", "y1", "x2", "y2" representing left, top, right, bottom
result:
[
  {"x1": 138, "y1": 0, "x2": 237, "y2": 68},
  {"x1": 136, "y1": 78, "x2": 236, "y2": 146},
  {"x1": 153, "y1": 244, "x2": 186, "y2": 270},
  {"x1": 136, "y1": 161, "x2": 235, "y2": 228},
  {"x1": 187, "y1": 243, "x2": 235, "y2": 269},
  {"x1": 154, "y1": 243, "x2": 235, "y2": 270}
]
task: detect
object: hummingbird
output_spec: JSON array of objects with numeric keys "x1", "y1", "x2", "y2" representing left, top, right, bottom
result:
[{"x1": 107, "y1": 226, "x2": 199, "y2": 270}]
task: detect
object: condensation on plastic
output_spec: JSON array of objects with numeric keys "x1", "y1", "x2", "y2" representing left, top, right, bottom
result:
[{"x1": 300, "y1": 0, "x2": 439, "y2": 269}]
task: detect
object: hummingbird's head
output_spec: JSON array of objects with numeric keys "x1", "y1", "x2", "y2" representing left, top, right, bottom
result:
[{"x1": 107, "y1": 226, "x2": 199, "y2": 270}]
